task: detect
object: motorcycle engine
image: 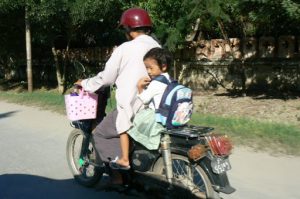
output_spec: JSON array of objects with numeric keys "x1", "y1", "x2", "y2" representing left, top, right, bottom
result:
[{"x1": 131, "y1": 149, "x2": 157, "y2": 172}]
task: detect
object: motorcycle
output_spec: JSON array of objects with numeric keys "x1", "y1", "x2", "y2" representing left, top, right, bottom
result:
[{"x1": 65, "y1": 90, "x2": 235, "y2": 199}]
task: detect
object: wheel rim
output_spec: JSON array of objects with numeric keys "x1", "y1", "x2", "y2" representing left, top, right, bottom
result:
[
  {"x1": 70, "y1": 132, "x2": 97, "y2": 178},
  {"x1": 71, "y1": 133, "x2": 82, "y2": 173},
  {"x1": 172, "y1": 159, "x2": 207, "y2": 196},
  {"x1": 154, "y1": 155, "x2": 212, "y2": 198}
]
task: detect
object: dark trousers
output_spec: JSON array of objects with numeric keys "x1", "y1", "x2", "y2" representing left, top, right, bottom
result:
[{"x1": 93, "y1": 109, "x2": 121, "y2": 162}]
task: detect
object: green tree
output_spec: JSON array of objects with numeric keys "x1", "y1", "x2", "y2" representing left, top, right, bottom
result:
[
  {"x1": 0, "y1": 0, "x2": 123, "y2": 93},
  {"x1": 236, "y1": 0, "x2": 300, "y2": 36},
  {"x1": 0, "y1": 0, "x2": 32, "y2": 91},
  {"x1": 0, "y1": 6, "x2": 25, "y2": 80},
  {"x1": 123, "y1": 0, "x2": 239, "y2": 50},
  {"x1": 34, "y1": 0, "x2": 123, "y2": 93},
  {"x1": 1, "y1": 0, "x2": 300, "y2": 92},
  {"x1": 135, "y1": 0, "x2": 300, "y2": 49}
]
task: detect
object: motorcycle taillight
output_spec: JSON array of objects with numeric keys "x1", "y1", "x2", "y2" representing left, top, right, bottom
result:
[{"x1": 206, "y1": 134, "x2": 233, "y2": 156}]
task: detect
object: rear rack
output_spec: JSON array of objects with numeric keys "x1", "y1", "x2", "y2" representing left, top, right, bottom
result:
[{"x1": 163, "y1": 125, "x2": 214, "y2": 138}]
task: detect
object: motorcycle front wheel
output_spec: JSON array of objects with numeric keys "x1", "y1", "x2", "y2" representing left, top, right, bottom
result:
[
  {"x1": 153, "y1": 154, "x2": 219, "y2": 199},
  {"x1": 66, "y1": 129, "x2": 103, "y2": 187}
]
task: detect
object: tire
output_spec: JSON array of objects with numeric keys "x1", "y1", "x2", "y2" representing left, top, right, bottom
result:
[
  {"x1": 66, "y1": 129, "x2": 103, "y2": 187},
  {"x1": 153, "y1": 154, "x2": 218, "y2": 199}
]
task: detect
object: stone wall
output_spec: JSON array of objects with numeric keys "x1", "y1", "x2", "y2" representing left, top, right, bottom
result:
[
  {"x1": 176, "y1": 36, "x2": 300, "y2": 92},
  {"x1": 177, "y1": 60, "x2": 300, "y2": 92},
  {"x1": 62, "y1": 36, "x2": 300, "y2": 92},
  {"x1": 191, "y1": 36, "x2": 299, "y2": 61}
]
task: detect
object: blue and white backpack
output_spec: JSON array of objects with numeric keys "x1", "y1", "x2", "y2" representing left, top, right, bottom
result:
[{"x1": 153, "y1": 75, "x2": 193, "y2": 129}]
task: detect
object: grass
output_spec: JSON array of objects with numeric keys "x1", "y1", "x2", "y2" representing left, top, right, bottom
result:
[
  {"x1": 1, "y1": 89, "x2": 299, "y2": 155},
  {"x1": 0, "y1": 89, "x2": 66, "y2": 114},
  {"x1": 190, "y1": 114, "x2": 300, "y2": 155}
]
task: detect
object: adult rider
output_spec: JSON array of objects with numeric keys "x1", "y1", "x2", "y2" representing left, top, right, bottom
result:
[{"x1": 75, "y1": 7, "x2": 161, "y2": 183}]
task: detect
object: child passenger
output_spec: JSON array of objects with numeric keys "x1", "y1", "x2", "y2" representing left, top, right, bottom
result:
[
  {"x1": 137, "y1": 47, "x2": 172, "y2": 110},
  {"x1": 110, "y1": 47, "x2": 173, "y2": 170}
]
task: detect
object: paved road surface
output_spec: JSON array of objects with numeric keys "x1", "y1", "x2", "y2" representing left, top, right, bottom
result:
[
  {"x1": 0, "y1": 101, "x2": 137, "y2": 199},
  {"x1": 1, "y1": 101, "x2": 300, "y2": 199},
  {"x1": 221, "y1": 147, "x2": 300, "y2": 199}
]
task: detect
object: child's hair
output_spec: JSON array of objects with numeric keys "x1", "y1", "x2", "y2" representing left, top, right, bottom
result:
[{"x1": 143, "y1": 47, "x2": 173, "y2": 71}]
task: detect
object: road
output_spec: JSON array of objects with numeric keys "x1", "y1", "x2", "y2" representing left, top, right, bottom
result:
[
  {"x1": 0, "y1": 101, "x2": 137, "y2": 199},
  {"x1": 1, "y1": 101, "x2": 300, "y2": 199},
  {"x1": 221, "y1": 147, "x2": 300, "y2": 199}
]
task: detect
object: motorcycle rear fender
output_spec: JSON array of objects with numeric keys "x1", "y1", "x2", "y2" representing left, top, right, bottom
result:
[
  {"x1": 168, "y1": 133, "x2": 235, "y2": 194},
  {"x1": 198, "y1": 157, "x2": 235, "y2": 194},
  {"x1": 169, "y1": 145, "x2": 235, "y2": 194}
]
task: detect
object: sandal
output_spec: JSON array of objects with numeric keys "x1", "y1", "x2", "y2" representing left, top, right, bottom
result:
[{"x1": 109, "y1": 157, "x2": 131, "y2": 170}]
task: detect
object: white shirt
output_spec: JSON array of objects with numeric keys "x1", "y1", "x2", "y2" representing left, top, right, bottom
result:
[
  {"x1": 81, "y1": 35, "x2": 160, "y2": 133},
  {"x1": 137, "y1": 73, "x2": 171, "y2": 110}
]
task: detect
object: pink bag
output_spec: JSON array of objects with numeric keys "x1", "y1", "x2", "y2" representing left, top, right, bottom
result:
[{"x1": 64, "y1": 89, "x2": 98, "y2": 121}]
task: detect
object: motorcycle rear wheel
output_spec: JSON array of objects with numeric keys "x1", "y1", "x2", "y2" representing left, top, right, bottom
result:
[
  {"x1": 153, "y1": 154, "x2": 218, "y2": 198},
  {"x1": 66, "y1": 129, "x2": 103, "y2": 187}
]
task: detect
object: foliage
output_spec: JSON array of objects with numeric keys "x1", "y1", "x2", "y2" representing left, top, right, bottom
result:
[
  {"x1": 237, "y1": 0, "x2": 300, "y2": 36},
  {"x1": 1, "y1": 0, "x2": 300, "y2": 88},
  {"x1": 69, "y1": 0, "x2": 124, "y2": 46},
  {"x1": 1, "y1": 0, "x2": 299, "y2": 51},
  {"x1": 125, "y1": 0, "x2": 243, "y2": 50},
  {"x1": 0, "y1": 0, "x2": 23, "y2": 11},
  {"x1": 282, "y1": 0, "x2": 300, "y2": 20},
  {"x1": 1, "y1": 0, "x2": 299, "y2": 50},
  {"x1": 118, "y1": 0, "x2": 189, "y2": 50}
]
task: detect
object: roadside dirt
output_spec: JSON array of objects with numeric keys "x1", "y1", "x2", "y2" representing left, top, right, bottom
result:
[
  {"x1": 1, "y1": 80, "x2": 300, "y2": 127},
  {"x1": 193, "y1": 90, "x2": 300, "y2": 127}
]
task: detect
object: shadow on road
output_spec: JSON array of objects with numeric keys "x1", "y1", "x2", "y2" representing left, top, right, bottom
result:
[
  {"x1": 0, "y1": 111, "x2": 19, "y2": 119},
  {"x1": 0, "y1": 173, "x2": 201, "y2": 199},
  {"x1": 0, "y1": 174, "x2": 135, "y2": 199}
]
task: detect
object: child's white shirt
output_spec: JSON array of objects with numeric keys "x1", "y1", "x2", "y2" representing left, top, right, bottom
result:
[{"x1": 137, "y1": 73, "x2": 170, "y2": 110}]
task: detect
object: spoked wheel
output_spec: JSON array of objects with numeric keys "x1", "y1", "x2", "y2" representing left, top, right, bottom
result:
[
  {"x1": 153, "y1": 154, "x2": 218, "y2": 198},
  {"x1": 66, "y1": 129, "x2": 103, "y2": 187}
]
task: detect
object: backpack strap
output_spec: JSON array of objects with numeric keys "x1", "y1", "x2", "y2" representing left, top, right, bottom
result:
[
  {"x1": 153, "y1": 75, "x2": 178, "y2": 108},
  {"x1": 152, "y1": 75, "x2": 170, "y2": 85},
  {"x1": 150, "y1": 75, "x2": 170, "y2": 109}
]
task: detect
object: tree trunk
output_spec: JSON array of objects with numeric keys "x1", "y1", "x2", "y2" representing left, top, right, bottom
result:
[
  {"x1": 51, "y1": 47, "x2": 65, "y2": 94},
  {"x1": 25, "y1": 5, "x2": 33, "y2": 92}
]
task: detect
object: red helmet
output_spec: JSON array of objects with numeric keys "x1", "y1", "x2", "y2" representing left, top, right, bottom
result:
[{"x1": 119, "y1": 8, "x2": 152, "y2": 29}]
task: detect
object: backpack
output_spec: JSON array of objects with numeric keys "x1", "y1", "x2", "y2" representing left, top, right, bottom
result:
[{"x1": 153, "y1": 75, "x2": 193, "y2": 129}]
